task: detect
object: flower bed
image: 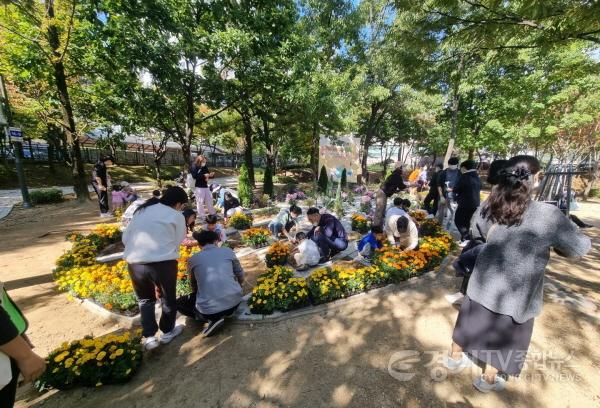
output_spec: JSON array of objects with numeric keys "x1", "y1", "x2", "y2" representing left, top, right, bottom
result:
[
  {"x1": 57, "y1": 224, "x2": 122, "y2": 272},
  {"x1": 350, "y1": 213, "x2": 370, "y2": 233},
  {"x1": 240, "y1": 227, "x2": 271, "y2": 248},
  {"x1": 265, "y1": 241, "x2": 291, "y2": 267},
  {"x1": 54, "y1": 223, "x2": 200, "y2": 314},
  {"x1": 248, "y1": 219, "x2": 456, "y2": 315},
  {"x1": 36, "y1": 330, "x2": 143, "y2": 390},
  {"x1": 248, "y1": 266, "x2": 310, "y2": 314},
  {"x1": 227, "y1": 212, "x2": 253, "y2": 230},
  {"x1": 409, "y1": 209, "x2": 428, "y2": 223}
]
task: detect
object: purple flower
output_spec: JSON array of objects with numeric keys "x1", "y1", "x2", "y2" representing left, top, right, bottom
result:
[{"x1": 361, "y1": 195, "x2": 371, "y2": 204}]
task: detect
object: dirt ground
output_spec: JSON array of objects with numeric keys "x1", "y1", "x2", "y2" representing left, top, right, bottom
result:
[{"x1": 2, "y1": 198, "x2": 599, "y2": 408}]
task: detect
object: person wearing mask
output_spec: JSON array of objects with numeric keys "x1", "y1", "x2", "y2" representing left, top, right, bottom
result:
[
  {"x1": 437, "y1": 157, "x2": 461, "y2": 229},
  {"x1": 190, "y1": 155, "x2": 216, "y2": 220},
  {"x1": 91, "y1": 154, "x2": 115, "y2": 217},
  {"x1": 306, "y1": 208, "x2": 349, "y2": 263},
  {"x1": 423, "y1": 163, "x2": 444, "y2": 215},
  {"x1": 0, "y1": 283, "x2": 46, "y2": 408},
  {"x1": 385, "y1": 214, "x2": 419, "y2": 250},
  {"x1": 373, "y1": 162, "x2": 407, "y2": 228},
  {"x1": 223, "y1": 192, "x2": 243, "y2": 221},
  {"x1": 123, "y1": 186, "x2": 189, "y2": 351},
  {"x1": 385, "y1": 197, "x2": 408, "y2": 219},
  {"x1": 268, "y1": 205, "x2": 302, "y2": 240},
  {"x1": 443, "y1": 156, "x2": 591, "y2": 393},
  {"x1": 454, "y1": 160, "x2": 482, "y2": 246}
]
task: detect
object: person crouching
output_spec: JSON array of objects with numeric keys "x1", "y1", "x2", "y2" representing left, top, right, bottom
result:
[{"x1": 184, "y1": 230, "x2": 244, "y2": 337}]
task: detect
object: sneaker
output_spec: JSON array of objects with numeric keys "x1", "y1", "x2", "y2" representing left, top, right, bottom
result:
[
  {"x1": 442, "y1": 352, "x2": 473, "y2": 373},
  {"x1": 202, "y1": 318, "x2": 225, "y2": 337},
  {"x1": 318, "y1": 256, "x2": 330, "y2": 265},
  {"x1": 459, "y1": 240, "x2": 470, "y2": 248},
  {"x1": 473, "y1": 374, "x2": 506, "y2": 393},
  {"x1": 142, "y1": 336, "x2": 160, "y2": 351},
  {"x1": 100, "y1": 212, "x2": 111, "y2": 218},
  {"x1": 159, "y1": 324, "x2": 184, "y2": 344},
  {"x1": 445, "y1": 292, "x2": 465, "y2": 305}
]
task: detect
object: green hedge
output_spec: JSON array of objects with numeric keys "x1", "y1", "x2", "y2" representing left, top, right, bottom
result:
[{"x1": 30, "y1": 188, "x2": 63, "y2": 205}]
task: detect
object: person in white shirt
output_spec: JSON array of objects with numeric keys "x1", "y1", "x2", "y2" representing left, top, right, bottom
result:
[
  {"x1": 123, "y1": 186, "x2": 189, "y2": 351},
  {"x1": 386, "y1": 197, "x2": 409, "y2": 219},
  {"x1": 293, "y1": 232, "x2": 321, "y2": 271},
  {"x1": 385, "y1": 214, "x2": 419, "y2": 250}
]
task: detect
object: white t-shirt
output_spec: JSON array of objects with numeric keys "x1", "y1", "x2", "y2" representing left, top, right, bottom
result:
[
  {"x1": 297, "y1": 239, "x2": 321, "y2": 266},
  {"x1": 385, "y1": 214, "x2": 419, "y2": 249},
  {"x1": 123, "y1": 203, "x2": 187, "y2": 264}
]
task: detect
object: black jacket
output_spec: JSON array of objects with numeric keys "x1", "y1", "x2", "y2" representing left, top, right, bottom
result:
[
  {"x1": 453, "y1": 170, "x2": 482, "y2": 209},
  {"x1": 191, "y1": 165, "x2": 210, "y2": 188},
  {"x1": 382, "y1": 169, "x2": 406, "y2": 197}
]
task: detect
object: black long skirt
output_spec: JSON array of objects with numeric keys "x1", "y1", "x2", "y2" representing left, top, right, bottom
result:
[{"x1": 452, "y1": 296, "x2": 534, "y2": 376}]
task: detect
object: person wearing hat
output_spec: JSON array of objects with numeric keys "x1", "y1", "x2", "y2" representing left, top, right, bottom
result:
[{"x1": 91, "y1": 154, "x2": 115, "y2": 217}]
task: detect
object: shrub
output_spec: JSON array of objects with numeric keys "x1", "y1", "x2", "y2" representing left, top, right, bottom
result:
[
  {"x1": 263, "y1": 166, "x2": 274, "y2": 198},
  {"x1": 30, "y1": 188, "x2": 63, "y2": 205},
  {"x1": 238, "y1": 163, "x2": 253, "y2": 207},
  {"x1": 36, "y1": 330, "x2": 143, "y2": 390},
  {"x1": 318, "y1": 165, "x2": 328, "y2": 193},
  {"x1": 227, "y1": 212, "x2": 253, "y2": 230},
  {"x1": 240, "y1": 227, "x2": 271, "y2": 247}
]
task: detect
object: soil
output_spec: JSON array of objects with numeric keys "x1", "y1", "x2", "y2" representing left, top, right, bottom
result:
[{"x1": 2, "y1": 198, "x2": 599, "y2": 408}]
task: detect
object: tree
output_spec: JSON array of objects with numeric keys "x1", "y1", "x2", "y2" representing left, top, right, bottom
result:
[
  {"x1": 318, "y1": 165, "x2": 329, "y2": 193},
  {"x1": 340, "y1": 168, "x2": 347, "y2": 189},
  {"x1": 0, "y1": 0, "x2": 90, "y2": 200},
  {"x1": 263, "y1": 165, "x2": 274, "y2": 198},
  {"x1": 238, "y1": 163, "x2": 253, "y2": 207}
]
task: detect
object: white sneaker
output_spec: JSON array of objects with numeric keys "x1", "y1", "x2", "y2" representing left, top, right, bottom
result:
[
  {"x1": 459, "y1": 240, "x2": 470, "y2": 248},
  {"x1": 442, "y1": 352, "x2": 473, "y2": 373},
  {"x1": 143, "y1": 336, "x2": 160, "y2": 351},
  {"x1": 473, "y1": 374, "x2": 506, "y2": 393},
  {"x1": 159, "y1": 324, "x2": 184, "y2": 344},
  {"x1": 445, "y1": 292, "x2": 465, "y2": 305}
]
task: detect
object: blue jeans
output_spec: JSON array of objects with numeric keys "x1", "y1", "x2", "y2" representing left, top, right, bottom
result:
[
  {"x1": 311, "y1": 233, "x2": 348, "y2": 259},
  {"x1": 269, "y1": 220, "x2": 295, "y2": 236}
]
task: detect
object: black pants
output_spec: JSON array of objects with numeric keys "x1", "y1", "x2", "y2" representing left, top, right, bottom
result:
[
  {"x1": 310, "y1": 232, "x2": 348, "y2": 259},
  {"x1": 128, "y1": 260, "x2": 178, "y2": 338},
  {"x1": 423, "y1": 190, "x2": 440, "y2": 215},
  {"x1": 93, "y1": 184, "x2": 109, "y2": 214},
  {"x1": 454, "y1": 205, "x2": 478, "y2": 241},
  {"x1": 0, "y1": 358, "x2": 19, "y2": 408},
  {"x1": 176, "y1": 294, "x2": 239, "y2": 323}
]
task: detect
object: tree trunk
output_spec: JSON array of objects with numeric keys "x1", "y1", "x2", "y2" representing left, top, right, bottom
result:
[
  {"x1": 154, "y1": 158, "x2": 162, "y2": 187},
  {"x1": 241, "y1": 114, "x2": 255, "y2": 187},
  {"x1": 46, "y1": 0, "x2": 89, "y2": 201},
  {"x1": 183, "y1": 86, "x2": 195, "y2": 166},
  {"x1": 443, "y1": 53, "x2": 465, "y2": 168},
  {"x1": 310, "y1": 121, "x2": 320, "y2": 179},
  {"x1": 468, "y1": 148, "x2": 474, "y2": 160}
]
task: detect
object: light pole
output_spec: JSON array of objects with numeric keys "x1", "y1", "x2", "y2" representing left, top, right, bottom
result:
[{"x1": 0, "y1": 75, "x2": 32, "y2": 208}]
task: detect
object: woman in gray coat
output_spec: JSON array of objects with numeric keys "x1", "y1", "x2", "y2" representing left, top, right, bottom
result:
[{"x1": 443, "y1": 155, "x2": 591, "y2": 393}]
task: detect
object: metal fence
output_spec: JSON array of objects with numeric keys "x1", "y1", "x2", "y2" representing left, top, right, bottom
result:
[{"x1": 0, "y1": 141, "x2": 262, "y2": 168}]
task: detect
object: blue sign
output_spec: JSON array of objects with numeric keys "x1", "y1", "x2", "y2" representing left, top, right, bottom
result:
[{"x1": 8, "y1": 127, "x2": 23, "y2": 142}]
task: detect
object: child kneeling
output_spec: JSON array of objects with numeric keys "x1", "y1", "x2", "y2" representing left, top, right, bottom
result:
[
  {"x1": 293, "y1": 232, "x2": 320, "y2": 271},
  {"x1": 357, "y1": 226, "x2": 385, "y2": 261}
]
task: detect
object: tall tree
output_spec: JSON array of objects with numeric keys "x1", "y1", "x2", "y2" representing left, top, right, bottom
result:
[{"x1": 0, "y1": 0, "x2": 90, "y2": 200}]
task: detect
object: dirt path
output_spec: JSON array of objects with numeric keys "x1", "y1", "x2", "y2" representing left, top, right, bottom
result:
[{"x1": 3, "y1": 200, "x2": 599, "y2": 408}]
